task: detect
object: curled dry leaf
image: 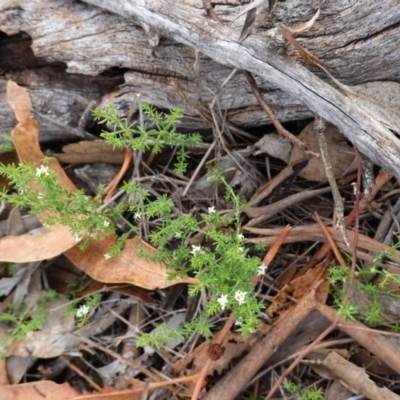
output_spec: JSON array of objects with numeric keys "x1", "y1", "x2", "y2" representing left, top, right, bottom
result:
[
  {"x1": 54, "y1": 140, "x2": 125, "y2": 165},
  {"x1": 1, "y1": 81, "x2": 81, "y2": 259},
  {"x1": 65, "y1": 236, "x2": 199, "y2": 290},
  {"x1": 289, "y1": 121, "x2": 354, "y2": 182},
  {"x1": 3, "y1": 81, "x2": 198, "y2": 289},
  {"x1": 267, "y1": 262, "x2": 329, "y2": 316}
]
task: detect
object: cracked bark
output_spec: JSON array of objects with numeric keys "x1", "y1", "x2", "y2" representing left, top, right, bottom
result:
[{"x1": 1, "y1": 0, "x2": 400, "y2": 180}]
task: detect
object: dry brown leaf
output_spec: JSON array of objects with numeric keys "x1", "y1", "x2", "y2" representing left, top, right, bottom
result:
[
  {"x1": 65, "y1": 236, "x2": 198, "y2": 290},
  {"x1": 0, "y1": 226, "x2": 80, "y2": 263},
  {"x1": 173, "y1": 331, "x2": 257, "y2": 376},
  {"x1": 0, "y1": 81, "x2": 81, "y2": 260},
  {"x1": 55, "y1": 141, "x2": 125, "y2": 165},
  {"x1": 351, "y1": 349, "x2": 397, "y2": 376},
  {"x1": 0, "y1": 381, "x2": 78, "y2": 399},
  {"x1": 0, "y1": 358, "x2": 10, "y2": 385},
  {"x1": 267, "y1": 262, "x2": 329, "y2": 316},
  {"x1": 310, "y1": 352, "x2": 400, "y2": 400},
  {"x1": 45, "y1": 266, "x2": 154, "y2": 303},
  {"x1": 289, "y1": 121, "x2": 354, "y2": 182},
  {"x1": 4, "y1": 81, "x2": 198, "y2": 289}
]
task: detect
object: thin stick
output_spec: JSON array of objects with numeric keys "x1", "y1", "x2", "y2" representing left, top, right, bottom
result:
[
  {"x1": 314, "y1": 116, "x2": 350, "y2": 247},
  {"x1": 60, "y1": 355, "x2": 102, "y2": 392},
  {"x1": 296, "y1": 167, "x2": 392, "y2": 274},
  {"x1": 243, "y1": 70, "x2": 320, "y2": 158},
  {"x1": 343, "y1": 147, "x2": 362, "y2": 304},
  {"x1": 182, "y1": 141, "x2": 216, "y2": 197},
  {"x1": 102, "y1": 147, "x2": 133, "y2": 202},
  {"x1": 314, "y1": 212, "x2": 346, "y2": 267}
]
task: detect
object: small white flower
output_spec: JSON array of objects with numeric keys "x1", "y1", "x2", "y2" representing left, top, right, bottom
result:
[
  {"x1": 237, "y1": 233, "x2": 245, "y2": 240},
  {"x1": 36, "y1": 165, "x2": 49, "y2": 177},
  {"x1": 76, "y1": 305, "x2": 91, "y2": 318},
  {"x1": 238, "y1": 247, "x2": 244, "y2": 253},
  {"x1": 74, "y1": 235, "x2": 82, "y2": 243},
  {"x1": 190, "y1": 245, "x2": 201, "y2": 255},
  {"x1": 217, "y1": 294, "x2": 229, "y2": 310},
  {"x1": 208, "y1": 206, "x2": 216, "y2": 214},
  {"x1": 134, "y1": 212, "x2": 142, "y2": 220},
  {"x1": 104, "y1": 253, "x2": 112, "y2": 260},
  {"x1": 174, "y1": 231, "x2": 183, "y2": 239},
  {"x1": 257, "y1": 263, "x2": 268, "y2": 276},
  {"x1": 103, "y1": 219, "x2": 110, "y2": 227},
  {"x1": 234, "y1": 290, "x2": 247, "y2": 305}
]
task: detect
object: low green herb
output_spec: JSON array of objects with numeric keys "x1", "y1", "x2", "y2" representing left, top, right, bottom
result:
[
  {"x1": 329, "y1": 244, "x2": 400, "y2": 327},
  {"x1": 0, "y1": 104, "x2": 266, "y2": 348},
  {"x1": 284, "y1": 379, "x2": 324, "y2": 400}
]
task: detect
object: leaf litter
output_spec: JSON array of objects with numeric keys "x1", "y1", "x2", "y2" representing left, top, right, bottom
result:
[{"x1": 1, "y1": 72, "x2": 400, "y2": 400}]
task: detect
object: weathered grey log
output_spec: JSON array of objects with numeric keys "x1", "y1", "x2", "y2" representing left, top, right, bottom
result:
[
  {"x1": 74, "y1": 0, "x2": 400, "y2": 181},
  {"x1": 0, "y1": 0, "x2": 311, "y2": 137},
  {"x1": 1, "y1": 0, "x2": 400, "y2": 180}
]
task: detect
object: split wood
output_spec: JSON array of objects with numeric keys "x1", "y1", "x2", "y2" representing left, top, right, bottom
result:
[{"x1": 84, "y1": 0, "x2": 400, "y2": 182}]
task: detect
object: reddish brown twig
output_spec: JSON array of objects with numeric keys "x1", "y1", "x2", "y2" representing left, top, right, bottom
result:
[
  {"x1": 314, "y1": 212, "x2": 346, "y2": 267},
  {"x1": 203, "y1": 0, "x2": 221, "y2": 23},
  {"x1": 101, "y1": 147, "x2": 133, "y2": 203},
  {"x1": 297, "y1": 170, "x2": 392, "y2": 274},
  {"x1": 252, "y1": 224, "x2": 291, "y2": 285},
  {"x1": 243, "y1": 70, "x2": 320, "y2": 158}
]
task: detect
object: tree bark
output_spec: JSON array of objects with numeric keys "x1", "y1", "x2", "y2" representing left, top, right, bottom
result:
[{"x1": 1, "y1": 0, "x2": 400, "y2": 179}]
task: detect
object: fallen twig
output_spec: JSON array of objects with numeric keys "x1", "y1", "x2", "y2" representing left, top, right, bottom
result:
[
  {"x1": 243, "y1": 70, "x2": 320, "y2": 158},
  {"x1": 314, "y1": 116, "x2": 349, "y2": 246}
]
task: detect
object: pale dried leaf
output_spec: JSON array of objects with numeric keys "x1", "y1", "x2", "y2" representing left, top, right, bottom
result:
[
  {"x1": 238, "y1": 7, "x2": 257, "y2": 42},
  {"x1": 233, "y1": 0, "x2": 264, "y2": 21},
  {"x1": 0, "y1": 226, "x2": 81, "y2": 262},
  {"x1": 9, "y1": 296, "x2": 77, "y2": 358},
  {"x1": 254, "y1": 133, "x2": 292, "y2": 163},
  {"x1": 286, "y1": 9, "x2": 320, "y2": 35},
  {"x1": 289, "y1": 122, "x2": 354, "y2": 182},
  {"x1": 6, "y1": 355, "x2": 35, "y2": 385},
  {"x1": 55, "y1": 140, "x2": 125, "y2": 165}
]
